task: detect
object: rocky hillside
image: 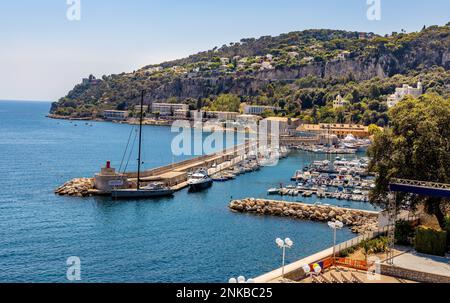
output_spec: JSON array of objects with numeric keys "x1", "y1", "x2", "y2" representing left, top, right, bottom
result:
[{"x1": 51, "y1": 23, "x2": 450, "y2": 125}]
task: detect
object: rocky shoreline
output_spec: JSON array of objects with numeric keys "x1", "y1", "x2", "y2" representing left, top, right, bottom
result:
[
  {"x1": 229, "y1": 198, "x2": 379, "y2": 234},
  {"x1": 55, "y1": 178, "x2": 95, "y2": 197}
]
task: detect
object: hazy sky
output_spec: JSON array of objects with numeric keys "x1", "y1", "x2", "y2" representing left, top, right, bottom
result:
[{"x1": 1, "y1": 0, "x2": 449, "y2": 101}]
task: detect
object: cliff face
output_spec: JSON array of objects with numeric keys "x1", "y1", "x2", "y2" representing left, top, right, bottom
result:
[{"x1": 144, "y1": 54, "x2": 428, "y2": 101}]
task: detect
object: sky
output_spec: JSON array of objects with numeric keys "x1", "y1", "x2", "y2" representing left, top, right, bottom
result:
[{"x1": 0, "y1": 0, "x2": 449, "y2": 102}]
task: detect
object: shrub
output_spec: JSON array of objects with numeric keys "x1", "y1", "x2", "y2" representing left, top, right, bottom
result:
[
  {"x1": 395, "y1": 220, "x2": 415, "y2": 245},
  {"x1": 339, "y1": 246, "x2": 356, "y2": 257},
  {"x1": 444, "y1": 216, "x2": 450, "y2": 251},
  {"x1": 415, "y1": 226, "x2": 447, "y2": 256}
]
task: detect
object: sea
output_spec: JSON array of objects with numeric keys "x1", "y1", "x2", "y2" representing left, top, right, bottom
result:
[{"x1": 0, "y1": 100, "x2": 379, "y2": 282}]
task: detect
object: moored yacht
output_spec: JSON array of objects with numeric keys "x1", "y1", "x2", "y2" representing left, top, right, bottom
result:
[
  {"x1": 110, "y1": 91, "x2": 174, "y2": 200},
  {"x1": 188, "y1": 170, "x2": 213, "y2": 191}
]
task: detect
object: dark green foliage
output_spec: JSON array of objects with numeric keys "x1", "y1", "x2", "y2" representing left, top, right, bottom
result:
[
  {"x1": 395, "y1": 220, "x2": 415, "y2": 245},
  {"x1": 361, "y1": 236, "x2": 389, "y2": 255},
  {"x1": 369, "y1": 94, "x2": 450, "y2": 228},
  {"x1": 444, "y1": 216, "x2": 450, "y2": 250},
  {"x1": 415, "y1": 226, "x2": 447, "y2": 256},
  {"x1": 338, "y1": 236, "x2": 389, "y2": 258},
  {"x1": 338, "y1": 246, "x2": 356, "y2": 258}
]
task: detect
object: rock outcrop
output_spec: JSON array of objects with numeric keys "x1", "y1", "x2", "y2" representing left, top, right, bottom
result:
[{"x1": 229, "y1": 198, "x2": 379, "y2": 234}]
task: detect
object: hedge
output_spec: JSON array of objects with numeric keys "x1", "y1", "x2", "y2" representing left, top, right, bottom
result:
[
  {"x1": 395, "y1": 220, "x2": 415, "y2": 245},
  {"x1": 444, "y1": 216, "x2": 450, "y2": 251},
  {"x1": 414, "y1": 226, "x2": 447, "y2": 256}
]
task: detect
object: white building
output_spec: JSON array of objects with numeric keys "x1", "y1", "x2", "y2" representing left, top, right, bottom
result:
[
  {"x1": 336, "y1": 51, "x2": 351, "y2": 61},
  {"x1": 333, "y1": 95, "x2": 350, "y2": 109},
  {"x1": 387, "y1": 82, "x2": 423, "y2": 108},
  {"x1": 244, "y1": 105, "x2": 279, "y2": 115},
  {"x1": 103, "y1": 110, "x2": 129, "y2": 121},
  {"x1": 151, "y1": 103, "x2": 189, "y2": 116},
  {"x1": 260, "y1": 61, "x2": 274, "y2": 70},
  {"x1": 220, "y1": 57, "x2": 230, "y2": 65},
  {"x1": 146, "y1": 66, "x2": 163, "y2": 73}
]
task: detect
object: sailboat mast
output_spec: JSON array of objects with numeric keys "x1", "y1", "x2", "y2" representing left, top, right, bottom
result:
[{"x1": 137, "y1": 91, "x2": 144, "y2": 190}]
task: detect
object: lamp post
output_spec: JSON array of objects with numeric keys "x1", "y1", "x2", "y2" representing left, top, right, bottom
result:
[
  {"x1": 276, "y1": 237, "x2": 294, "y2": 278},
  {"x1": 328, "y1": 220, "x2": 344, "y2": 265},
  {"x1": 229, "y1": 276, "x2": 255, "y2": 283}
]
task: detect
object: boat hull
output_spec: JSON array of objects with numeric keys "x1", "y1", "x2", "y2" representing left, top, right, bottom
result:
[
  {"x1": 188, "y1": 180, "x2": 213, "y2": 192},
  {"x1": 111, "y1": 189, "x2": 174, "y2": 199}
]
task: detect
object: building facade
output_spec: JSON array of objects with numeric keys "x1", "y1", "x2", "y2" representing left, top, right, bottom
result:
[
  {"x1": 296, "y1": 123, "x2": 372, "y2": 138},
  {"x1": 333, "y1": 95, "x2": 350, "y2": 109},
  {"x1": 103, "y1": 110, "x2": 129, "y2": 121},
  {"x1": 244, "y1": 105, "x2": 279, "y2": 115},
  {"x1": 387, "y1": 82, "x2": 423, "y2": 108},
  {"x1": 151, "y1": 103, "x2": 189, "y2": 117}
]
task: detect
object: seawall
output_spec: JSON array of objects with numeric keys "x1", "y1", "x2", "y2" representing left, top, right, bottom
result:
[{"x1": 229, "y1": 198, "x2": 380, "y2": 234}]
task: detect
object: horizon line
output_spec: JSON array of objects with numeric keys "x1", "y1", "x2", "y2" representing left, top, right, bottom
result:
[{"x1": 0, "y1": 99, "x2": 53, "y2": 103}]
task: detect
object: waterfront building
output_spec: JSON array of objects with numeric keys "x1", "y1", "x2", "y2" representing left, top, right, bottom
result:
[
  {"x1": 333, "y1": 95, "x2": 350, "y2": 109},
  {"x1": 151, "y1": 103, "x2": 189, "y2": 116},
  {"x1": 296, "y1": 123, "x2": 371, "y2": 138},
  {"x1": 103, "y1": 110, "x2": 129, "y2": 121},
  {"x1": 387, "y1": 82, "x2": 423, "y2": 108},
  {"x1": 244, "y1": 105, "x2": 279, "y2": 115},
  {"x1": 174, "y1": 109, "x2": 189, "y2": 119},
  {"x1": 133, "y1": 105, "x2": 150, "y2": 112}
]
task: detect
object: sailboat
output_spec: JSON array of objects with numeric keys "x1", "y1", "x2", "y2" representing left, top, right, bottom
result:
[{"x1": 111, "y1": 91, "x2": 174, "y2": 199}]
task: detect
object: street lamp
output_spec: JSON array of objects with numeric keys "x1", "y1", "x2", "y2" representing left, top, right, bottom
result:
[
  {"x1": 276, "y1": 237, "x2": 294, "y2": 278},
  {"x1": 229, "y1": 276, "x2": 255, "y2": 283},
  {"x1": 328, "y1": 220, "x2": 344, "y2": 265}
]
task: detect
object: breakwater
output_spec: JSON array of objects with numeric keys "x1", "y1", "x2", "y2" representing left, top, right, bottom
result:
[
  {"x1": 55, "y1": 142, "x2": 257, "y2": 196},
  {"x1": 229, "y1": 198, "x2": 379, "y2": 234}
]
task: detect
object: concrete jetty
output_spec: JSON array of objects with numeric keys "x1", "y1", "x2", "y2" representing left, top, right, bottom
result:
[{"x1": 55, "y1": 143, "x2": 255, "y2": 197}]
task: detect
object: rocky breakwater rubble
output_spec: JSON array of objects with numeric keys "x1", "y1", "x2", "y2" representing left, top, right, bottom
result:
[
  {"x1": 229, "y1": 198, "x2": 379, "y2": 234},
  {"x1": 55, "y1": 178, "x2": 94, "y2": 197}
]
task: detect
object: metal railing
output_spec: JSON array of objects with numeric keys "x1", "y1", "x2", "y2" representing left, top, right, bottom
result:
[{"x1": 391, "y1": 178, "x2": 450, "y2": 190}]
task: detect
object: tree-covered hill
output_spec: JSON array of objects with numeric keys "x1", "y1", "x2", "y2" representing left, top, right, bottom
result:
[{"x1": 50, "y1": 23, "x2": 450, "y2": 126}]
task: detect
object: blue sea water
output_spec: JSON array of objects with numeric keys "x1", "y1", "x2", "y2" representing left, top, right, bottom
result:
[{"x1": 0, "y1": 101, "x2": 379, "y2": 282}]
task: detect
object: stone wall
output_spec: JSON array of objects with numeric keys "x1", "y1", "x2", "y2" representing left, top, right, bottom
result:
[{"x1": 380, "y1": 264, "x2": 450, "y2": 283}]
